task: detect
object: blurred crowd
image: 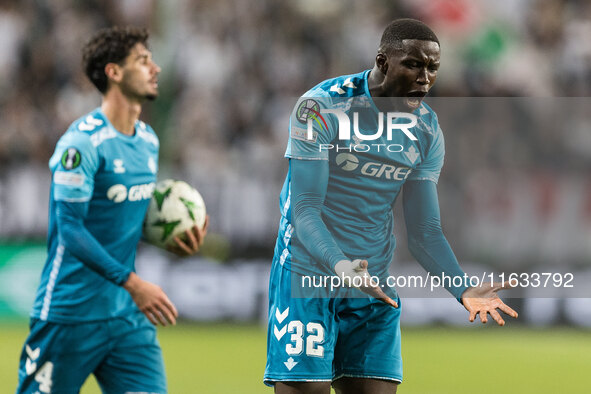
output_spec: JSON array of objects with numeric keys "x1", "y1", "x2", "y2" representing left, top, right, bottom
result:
[
  {"x1": 2, "y1": 0, "x2": 591, "y2": 166},
  {"x1": 1, "y1": 0, "x2": 591, "y2": 265}
]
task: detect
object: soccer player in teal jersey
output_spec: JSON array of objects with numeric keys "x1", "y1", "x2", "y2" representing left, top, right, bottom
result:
[
  {"x1": 265, "y1": 19, "x2": 518, "y2": 393},
  {"x1": 16, "y1": 26, "x2": 208, "y2": 394}
]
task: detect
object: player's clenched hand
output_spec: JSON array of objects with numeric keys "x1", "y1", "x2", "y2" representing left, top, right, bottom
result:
[
  {"x1": 168, "y1": 215, "x2": 209, "y2": 256},
  {"x1": 461, "y1": 281, "x2": 518, "y2": 326},
  {"x1": 334, "y1": 259, "x2": 398, "y2": 308},
  {"x1": 123, "y1": 272, "x2": 178, "y2": 326}
]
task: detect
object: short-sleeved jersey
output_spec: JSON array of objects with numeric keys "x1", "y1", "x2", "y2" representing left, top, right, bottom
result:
[
  {"x1": 275, "y1": 70, "x2": 444, "y2": 279},
  {"x1": 31, "y1": 108, "x2": 159, "y2": 323}
]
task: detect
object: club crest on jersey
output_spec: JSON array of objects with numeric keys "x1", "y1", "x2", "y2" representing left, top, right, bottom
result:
[{"x1": 61, "y1": 148, "x2": 81, "y2": 170}]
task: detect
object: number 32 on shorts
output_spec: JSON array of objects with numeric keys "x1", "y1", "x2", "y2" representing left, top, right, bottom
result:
[{"x1": 284, "y1": 320, "x2": 325, "y2": 358}]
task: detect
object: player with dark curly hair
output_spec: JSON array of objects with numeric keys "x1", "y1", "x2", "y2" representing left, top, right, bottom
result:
[
  {"x1": 82, "y1": 26, "x2": 150, "y2": 94},
  {"x1": 16, "y1": 26, "x2": 208, "y2": 394}
]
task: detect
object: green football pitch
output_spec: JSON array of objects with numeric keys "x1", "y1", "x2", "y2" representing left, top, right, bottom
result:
[{"x1": 2, "y1": 322, "x2": 589, "y2": 393}]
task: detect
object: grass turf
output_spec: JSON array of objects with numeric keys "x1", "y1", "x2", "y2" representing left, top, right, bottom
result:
[{"x1": 2, "y1": 322, "x2": 588, "y2": 393}]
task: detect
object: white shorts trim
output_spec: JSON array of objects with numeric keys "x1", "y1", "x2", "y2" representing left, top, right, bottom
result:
[
  {"x1": 333, "y1": 373, "x2": 402, "y2": 384},
  {"x1": 264, "y1": 377, "x2": 332, "y2": 387},
  {"x1": 264, "y1": 374, "x2": 402, "y2": 387}
]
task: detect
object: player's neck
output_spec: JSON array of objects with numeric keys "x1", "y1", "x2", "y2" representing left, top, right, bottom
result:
[
  {"x1": 101, "y1": 90, "x2": 142, "y2": 136},
  {"x1": 367, "y1": 65, "x2": 388, "y2": 98},
  {"x1": 368, "y1": 66, "x2": 407, "y2": 112}
]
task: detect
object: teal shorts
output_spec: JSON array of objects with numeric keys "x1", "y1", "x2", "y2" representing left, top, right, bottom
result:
[
  {"x1": 16, "y1": 311, "x2": 166, "y2": 394},
  {"x1": 264, "y1": 261, "x2": 402, "y2": 386}
]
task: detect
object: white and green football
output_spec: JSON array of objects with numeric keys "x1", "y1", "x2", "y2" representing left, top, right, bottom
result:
[{"x1": 143, "y1": 179, "x2": 206, "y2": 249}]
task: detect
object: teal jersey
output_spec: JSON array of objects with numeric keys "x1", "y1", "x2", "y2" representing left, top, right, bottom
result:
[
  {"x1": 276, "y1": 70, "x2": 444, "y2": 279},
  {"x1": 31, "y1": 108, "x2": 159, "y2": 323}
]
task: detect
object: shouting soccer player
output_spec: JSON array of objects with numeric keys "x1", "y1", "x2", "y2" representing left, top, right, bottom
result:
[
  {"x1": 16, "y1": 26, "x2": 208, "y2": 394},
  {"x1": 265, "y1": 19, "x2": 518, "y2": 393}
]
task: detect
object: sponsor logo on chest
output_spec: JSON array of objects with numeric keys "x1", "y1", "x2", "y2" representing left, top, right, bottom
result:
[
  {"x1": 106, "y1": 182, "x2": 155, "y2": 203},
  {"x1": 335, "y1": 152, "x2": 413, "y2": 181}
]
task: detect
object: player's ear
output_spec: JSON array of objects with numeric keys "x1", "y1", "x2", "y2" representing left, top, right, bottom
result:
[
  {"x1": 104, "y1": 63, "x2": 123, "y2": 83},
  {"x1": 376, "y1": 53, "x2": 388, "y2": 74}
]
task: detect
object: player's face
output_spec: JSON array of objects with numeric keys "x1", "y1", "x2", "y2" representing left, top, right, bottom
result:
[
  {"x1": 119, "y1": 43, "x2": 161, "y2": 101},
  {"x1": 381, "y1": 39, "x2": 440, "y2": 111}
]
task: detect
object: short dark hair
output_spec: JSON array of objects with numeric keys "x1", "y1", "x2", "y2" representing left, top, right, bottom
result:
[
  {"x1": 379, "y1": 18, "x2": 439, "y2": 53},
  {"x1": 82, "y1": 26, "x2": 149, "y2": 93}
]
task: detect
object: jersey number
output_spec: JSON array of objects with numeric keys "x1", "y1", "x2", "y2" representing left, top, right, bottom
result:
[
  {"x1": 285, "y1": 321, "x2": 324, "y2": 357},
  {"x1": 35, "y1": 361, "x2": 54, "y2": 393}
]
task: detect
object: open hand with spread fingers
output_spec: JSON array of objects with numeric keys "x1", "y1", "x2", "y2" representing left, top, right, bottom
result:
[{"x1": 461, "y1": 281, "x2": 518, "y2": 326}]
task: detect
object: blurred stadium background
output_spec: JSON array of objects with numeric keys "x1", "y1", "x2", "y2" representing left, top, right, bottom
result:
[{"x1": 1, "y1": 0, "x2": 590, "y2": 392}]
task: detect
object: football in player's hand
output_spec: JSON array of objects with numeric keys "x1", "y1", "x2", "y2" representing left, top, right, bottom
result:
[{"x1": 143, "y1": 179, "x2": 206, "y2": 249}]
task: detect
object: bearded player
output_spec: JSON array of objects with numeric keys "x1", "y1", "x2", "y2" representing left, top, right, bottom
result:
[
  {"x1": 265, "y1": 19, "x2": 517, "y2": 394},
  {"x1": 16, "y1": 26, "x2": 208, "y2": 394}
]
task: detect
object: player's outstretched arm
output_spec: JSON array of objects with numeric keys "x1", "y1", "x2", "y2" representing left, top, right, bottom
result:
[
  {"x1": 403, "y1": 180, "x2": 469, "y2": 300},
  {"x1": 403, "y1": 180, "x2": 518, "y2": 325},
  {"x1": 167, "y1": 215, "x2": 209, "y2": 256},
  {"x1": 461, "y1": 282, "x2": 518, "y2": 326}
]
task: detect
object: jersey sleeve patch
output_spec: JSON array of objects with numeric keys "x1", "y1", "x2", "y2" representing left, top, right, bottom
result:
[
  {"x1": 291, "y1": 126, "x2": 317, "y2": 143},
  {"x1": 295, "y1": 99, "x2": 321, "y2": 124},
  {"x1": 54, "y1": 171, "x2": 85, "y2": 186},
  {"x1": 60, "y1": 148, "x2": 82, "y2": 170},
  {"x1": 285, "y1": 97, "x2": 336, "y2": 161},
  {"x1": 50, "y1": 131, "x2": 99, "y2": 202}
]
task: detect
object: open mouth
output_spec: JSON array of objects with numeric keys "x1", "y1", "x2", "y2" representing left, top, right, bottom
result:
[{"x1": 404, "y1": 91, "x2": 427, "y2": 109}]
